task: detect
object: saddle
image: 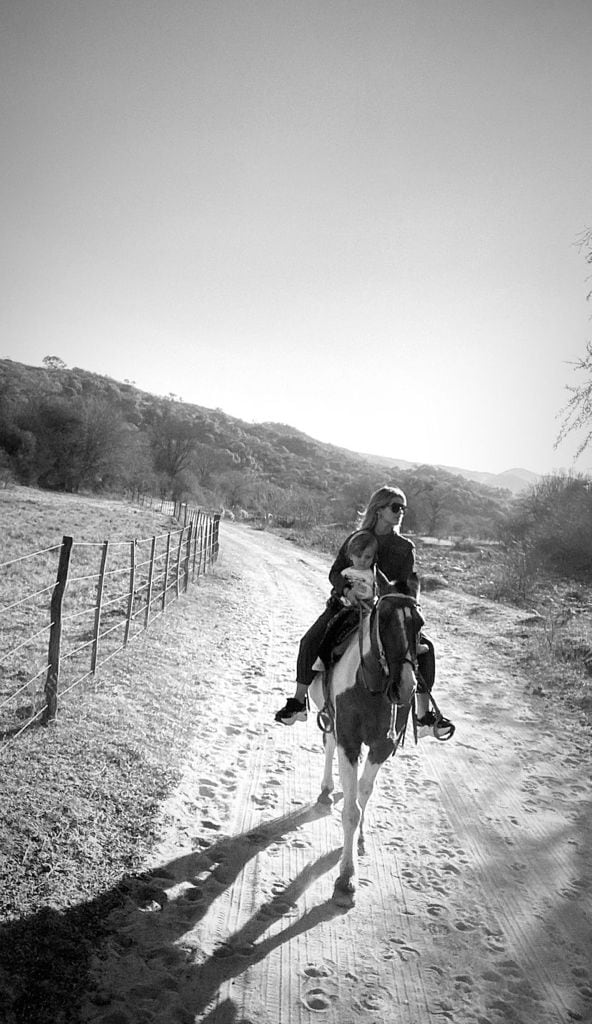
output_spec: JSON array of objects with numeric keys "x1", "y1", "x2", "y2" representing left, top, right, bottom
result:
[{"x1": 316, "y1": 607, "x2": 362, "y2": 671}]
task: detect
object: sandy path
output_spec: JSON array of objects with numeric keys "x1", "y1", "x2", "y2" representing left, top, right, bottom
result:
[{"x1": 82, "y1": 522, "x2": 592, "y2": 1024}]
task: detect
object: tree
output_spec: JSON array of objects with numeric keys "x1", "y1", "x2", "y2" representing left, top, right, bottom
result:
[
  {"x1": 42, "y1": 355, "x2": 67, "y2": 370},
  {"x1": 556, "y1": 229, "x2": 592, "y2": 458},
  {"x1": 150, "y1": 410, "x2": 199, "y2": 482},
  {"x1": 24, "y1": 395, "x2": 129, "y2": 491}
]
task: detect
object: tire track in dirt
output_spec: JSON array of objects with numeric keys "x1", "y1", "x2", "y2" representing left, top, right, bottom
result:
[{"x1": 82, "y1": 523, "x2": 592, "y2": 1024}]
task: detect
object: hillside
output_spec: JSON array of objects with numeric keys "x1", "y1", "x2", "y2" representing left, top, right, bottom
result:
[
  {"x1": 0, "y1": 357, "x2": 514, "y2": 537},
  {"x1": 360, "y1": 452, "x2": 538, "y2": 495}
]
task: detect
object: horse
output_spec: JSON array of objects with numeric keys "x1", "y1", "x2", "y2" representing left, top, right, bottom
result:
[{"x1": 308, "y1": 592, "x2": 425, "y2": 905}]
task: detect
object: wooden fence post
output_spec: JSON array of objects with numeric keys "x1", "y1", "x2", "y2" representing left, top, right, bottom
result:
[
  {"x1": 124, "y1": 539, "x2": 136, "y2": 646},
  {"x1": 184, "y1": 527, "x2": 193, "y2": 591},
  {"x1": 162, "y1": 533, "x2": 172, "y2": 611},
  {"x1": 195, "y1": 513, "x2": 204, "y2": 577},
  {"x1": 91, "y1": 541, "x2": 109, "y2": 675},
  {"x1": 175, "y1": 527, "x2": 185, "y2": 599},
  {"x1": 43, "y1": 536, "x2": 73, "y2": 724},
  {"x1": 212, "y1": 514, "x2": 221, "y2": 564},
  {"x1": 201, "y1": 513, "x2": 208, "y2": 575},
  {"x1": 145, "y1": 536, "x2": 156, "y2": 629}
]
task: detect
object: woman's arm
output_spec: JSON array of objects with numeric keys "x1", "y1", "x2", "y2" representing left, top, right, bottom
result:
[{"x1": 328, "y1": 536, "x2": 354, "y2": 597}]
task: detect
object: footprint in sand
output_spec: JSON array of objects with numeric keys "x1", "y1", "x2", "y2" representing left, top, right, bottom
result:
[
  {"x1": 213, "y1": 941, "x2": 256, "y2": 959},
  {"x1": 301, "y1": 986, "x2": 338, "y2": 1011},
  {"x1": 180, "y1": 885, "x2": 204, "y2": 904},
  {"x1": 201, "y1": 818, "x2": 223, "y2": 831},
  {"x1": 454, "y1": 918, "x2": 479, "y2": 932},
  {"x1": 258, "y1": 899, "x2": 297, "y2": 919},
  {"x1": 353, "y1": 985, "x2": 399, "y2": 1015},
  {"x1": 440, "y1": 861, "x2": 461, "y2": 875},
  {"x1": 386, "y1": 937, "x2": 420, "y2": 961},
  {"x1": 302, "y1": 962, "x2": 336, "y2": 979}
]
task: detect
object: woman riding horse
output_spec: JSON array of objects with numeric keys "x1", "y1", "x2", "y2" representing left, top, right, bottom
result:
[{"x1": 274, "y1": 484, "x2": 454, "y2": 738}]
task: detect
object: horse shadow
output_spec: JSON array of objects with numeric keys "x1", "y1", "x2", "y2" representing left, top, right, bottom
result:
[{"x1": 0, "y1": 798, "x2": 346, "y2": 1024}]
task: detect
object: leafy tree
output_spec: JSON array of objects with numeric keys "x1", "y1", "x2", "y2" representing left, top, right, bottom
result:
[
  {"x1": 150, "y1": 410, "x2": 199, "y2": 482},
  {"x1": 30, "y1": 397, "x2": 84, "y2": 490},
  {"x1": 75, "y1": 397, "x2": 130, "y2": 489},
  {"x1": 120, "y1": 432, "x2": 158, "y2": 498},
  {"x1": 9, "y1": 394, "x2": 129, "y2": 491},
  {"x1": 42, "y1": 355, "x2": 67, "y2": 370},
  {"x1": 192, "y1": 442, "x2": 236, "y2": 488}
]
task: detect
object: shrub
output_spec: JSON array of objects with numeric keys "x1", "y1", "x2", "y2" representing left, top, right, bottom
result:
[{"x1": 505, "y1": 473, "x2": 592, "y2": 579}]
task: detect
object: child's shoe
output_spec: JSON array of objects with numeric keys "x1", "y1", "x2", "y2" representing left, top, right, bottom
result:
[{"x1": 274, "y1": 698, "x2": 307, "y2": 726}]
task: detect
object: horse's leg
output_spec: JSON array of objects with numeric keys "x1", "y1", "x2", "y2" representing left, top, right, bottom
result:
[
  {"x1": 318, "y1": 729, "x2": 336, "y2": 805},
  {"x1": 308, "y1": 674, "x2": 336, "y2": 805},
  {"x1": 333, "y1": 746, "x2": 360, "y2": 903},
  {"x1": 356, "y1": 755, "x2": 382, "y2": 856}
]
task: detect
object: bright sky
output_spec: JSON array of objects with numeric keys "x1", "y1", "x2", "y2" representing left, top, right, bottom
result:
[{"x1": 2, "y1": 0, "x2": 591, "y2": 476}]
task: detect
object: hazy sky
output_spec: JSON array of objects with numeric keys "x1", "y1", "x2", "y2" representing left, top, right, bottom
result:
[{"x1": 2, "y1": 0, "x2": 591, "y2": 475}]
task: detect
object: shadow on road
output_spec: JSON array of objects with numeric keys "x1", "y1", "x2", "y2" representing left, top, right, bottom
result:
[{"x1": 0, "y1": 800, "x2": 344, "y2": 1024}]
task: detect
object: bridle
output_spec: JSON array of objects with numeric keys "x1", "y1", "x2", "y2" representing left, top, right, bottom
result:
[
  {"x1": 369, "y1": 594, "x2": 421, "y2": 678},
  {"x1": 358, "y1": 593, "x2": 424, "y2": 697}
]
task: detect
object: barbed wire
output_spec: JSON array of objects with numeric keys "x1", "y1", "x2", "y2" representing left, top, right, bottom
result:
[{"x1": 0, "y1": 503, "x2": 220, "y2": 753}]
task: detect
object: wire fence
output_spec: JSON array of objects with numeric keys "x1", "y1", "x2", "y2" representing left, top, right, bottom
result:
[{"x1": 0, "y1": 503, "x2": 220, "y2": 754}]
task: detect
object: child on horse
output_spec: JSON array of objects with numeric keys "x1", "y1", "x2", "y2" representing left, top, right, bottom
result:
[
  {"x1": 338, "y1": 529, "x2": 380, "y2": 611},
  {"x1": 274, "y1": 485, "x2": 455, "y2": 739}
]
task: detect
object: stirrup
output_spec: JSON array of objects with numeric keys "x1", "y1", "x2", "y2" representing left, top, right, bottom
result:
[{"x1": 417, "y1": 707, "x2": 455, "y2": 742}]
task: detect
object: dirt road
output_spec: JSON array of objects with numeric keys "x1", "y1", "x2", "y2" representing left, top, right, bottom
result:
[{"x1": 83, "y1": 522, "x2": 592, "y2": 1024}]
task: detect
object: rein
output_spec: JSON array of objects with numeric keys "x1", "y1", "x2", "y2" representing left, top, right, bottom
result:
[
  {"x1": 363, "y1": 594, "x2": 422, "y2": 751},
  {"x1": 371, "y1": 594, "x2": 419, "y2": 677}
]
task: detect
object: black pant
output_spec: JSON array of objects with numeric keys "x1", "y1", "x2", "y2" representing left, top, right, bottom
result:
[
  {"x1": 417, "y1": 634, "x2": 435, "y2": 692},
  {"x1": 297, "y1": 603, "x2": 436, "y2": 693},
  {"x1": 296, "y1": 604, "x2": 338, "y2": 687}
]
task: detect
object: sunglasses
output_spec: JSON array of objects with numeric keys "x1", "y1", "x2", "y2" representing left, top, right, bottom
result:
[{"x1": 386, "y1": 502, "x2": 406, "y2": 514}]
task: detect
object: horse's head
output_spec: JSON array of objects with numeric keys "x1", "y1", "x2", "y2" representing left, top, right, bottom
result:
[{"x1": 361, "y1": 592, "x2": 424, "y2": 704}]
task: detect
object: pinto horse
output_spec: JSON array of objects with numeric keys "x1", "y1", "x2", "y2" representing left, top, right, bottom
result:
[{"x1": 308, "y1": 593, "x2": 424, "y2": 904}]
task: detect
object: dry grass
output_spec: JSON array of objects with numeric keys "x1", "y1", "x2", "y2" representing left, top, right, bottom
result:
[
  {"x1": 0, "y1": 488, "x2": 206, "y2": 743},
  {"x1": 0, "y1": 488, "x2": 217, "y2": 1023},
  {"x1": 415, "y1": 538, "x2": 592, "y2": 721}
]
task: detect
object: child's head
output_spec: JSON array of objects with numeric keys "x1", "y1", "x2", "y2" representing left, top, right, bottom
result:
[{"x1": 346, "y1": 530, "x2": 377, "y2": 569}]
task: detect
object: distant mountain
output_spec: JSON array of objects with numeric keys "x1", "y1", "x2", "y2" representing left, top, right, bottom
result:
[{"x1": 359, "y1": 453, "x2": 539, "y2": 495}]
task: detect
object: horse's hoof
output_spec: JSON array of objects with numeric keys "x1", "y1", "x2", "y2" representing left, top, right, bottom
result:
[
  {"x1": 317, "y1": 788, "x2": 333, "y2": 806},
  {"x1": 332, "y1": 877, "x2": 356, "y2": 908}
]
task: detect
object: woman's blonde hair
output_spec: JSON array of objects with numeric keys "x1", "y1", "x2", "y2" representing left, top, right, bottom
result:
[{"x1": 358, "y1": 486, "x2": 407, "y2": 532}]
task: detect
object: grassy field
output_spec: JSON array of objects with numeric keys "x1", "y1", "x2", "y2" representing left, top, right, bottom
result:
[
  {"x1": 0, "y1": 489, "x2": 211, "y2": 743},
  {"x1": 0, "y1": 487, "x2": 222, "y2": 1023}
]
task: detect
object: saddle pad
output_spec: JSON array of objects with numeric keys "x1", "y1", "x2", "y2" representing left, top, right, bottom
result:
[{"x1": 318, "y1": 608, "x2": 360, "y2": 668}]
